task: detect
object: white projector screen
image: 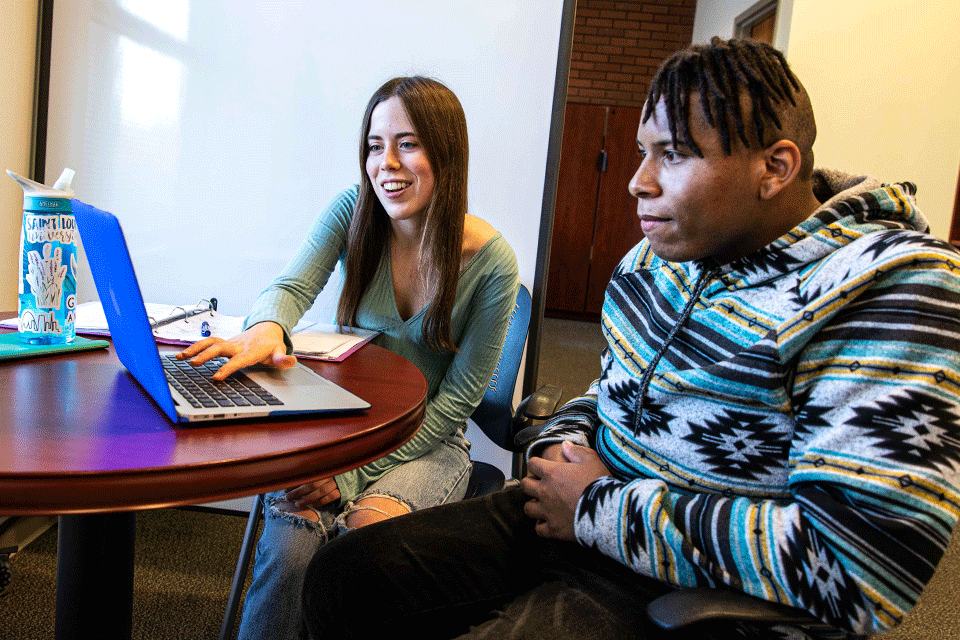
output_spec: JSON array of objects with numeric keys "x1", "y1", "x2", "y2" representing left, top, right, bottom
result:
[
  {"x1": 45, "y1": 0, "x2": 568, "y2": 326},
  {"x1": 43, "y1": 0, "x2": 573, "y2": 482}
]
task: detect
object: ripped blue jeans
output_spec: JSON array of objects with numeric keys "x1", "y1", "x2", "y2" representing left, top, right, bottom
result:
[{"x1": 236, "y1": 430, "x2": 472, "y2": 640}]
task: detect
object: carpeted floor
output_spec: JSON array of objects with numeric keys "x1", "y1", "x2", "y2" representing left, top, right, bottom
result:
[
  {"x1": 0, "y1": 507, "x2": 256, "y2": 640},
  {"x1": 537, "y1": 316, "x2": 606, "y2": 406}
]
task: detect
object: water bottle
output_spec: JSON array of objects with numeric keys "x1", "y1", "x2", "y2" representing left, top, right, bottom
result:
[{"x1": 7, "y1": 168, "x2": 77, "y2": 344}]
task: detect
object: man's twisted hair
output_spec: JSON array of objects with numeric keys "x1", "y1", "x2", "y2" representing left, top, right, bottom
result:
[{"x1": 644, "y1": 37, "x2": 807, "y2": 159}]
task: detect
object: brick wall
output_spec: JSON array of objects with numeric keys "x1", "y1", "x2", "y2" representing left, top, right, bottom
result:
[{"x1": 568, "y1": 0, "x2": 697, "y2": 108}]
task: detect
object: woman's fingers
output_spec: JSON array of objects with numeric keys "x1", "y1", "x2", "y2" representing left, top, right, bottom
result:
[{"x1": 173, "y1": 322, "x2": 289, "y2": 380}]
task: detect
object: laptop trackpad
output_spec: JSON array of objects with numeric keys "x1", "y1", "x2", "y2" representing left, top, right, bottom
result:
[
  {"x1": 246, "y1": 363, "x2": 332, "y2": 387},
  {"x1": 244, "y1": 363, "x2": 370, "y2": 410}
]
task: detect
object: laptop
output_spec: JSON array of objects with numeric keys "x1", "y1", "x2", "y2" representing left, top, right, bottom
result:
[{"x1": 73, "y1": 200, "x2": 370, "y2": 423}]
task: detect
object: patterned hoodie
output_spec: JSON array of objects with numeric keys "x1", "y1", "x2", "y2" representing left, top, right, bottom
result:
[{"x1": 531, "y1": 169, "x2": 960, "y2": 638}]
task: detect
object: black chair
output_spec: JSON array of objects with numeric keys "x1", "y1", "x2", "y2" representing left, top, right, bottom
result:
[
  {"x1": 218, "y1": 284, "x2": 562, "y2": 640},
  {"x1": 646, "y1": 587, "x2": 830, "y2": 634}
]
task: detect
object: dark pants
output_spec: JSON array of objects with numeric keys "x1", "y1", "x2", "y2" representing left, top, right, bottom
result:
[{"x1": 301, "y1": 486, "x2": 775, "y2": 640}]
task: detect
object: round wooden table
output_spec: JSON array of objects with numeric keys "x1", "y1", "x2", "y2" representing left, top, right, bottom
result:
[{"x1": 0, "y1": 317, "x2": 426, "y2": 639}]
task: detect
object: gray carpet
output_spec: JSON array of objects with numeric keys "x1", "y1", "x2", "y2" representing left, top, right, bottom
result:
[
  {"x1": 537, "y1": 316, "x2": 606, "y2": 406},
  {"x1": 0, "y1": 508, "x2": 255, "y2": 640},
  {"x1": 887, "y1": 526, "x2": 960, "y2": 639}
]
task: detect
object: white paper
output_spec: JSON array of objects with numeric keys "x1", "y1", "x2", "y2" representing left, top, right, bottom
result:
[{"x1": 60, "y1": 301, "x2": 377, "y2": 360}]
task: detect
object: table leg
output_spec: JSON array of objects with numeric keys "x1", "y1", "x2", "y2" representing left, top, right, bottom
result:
[{"x1": 55, "y1": 512, "x2": 136, "y2": 640}]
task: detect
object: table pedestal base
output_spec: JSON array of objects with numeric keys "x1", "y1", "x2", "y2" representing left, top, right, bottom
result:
[{"x1": 55, "y1": 513, "x2": 136, "y2": 640}]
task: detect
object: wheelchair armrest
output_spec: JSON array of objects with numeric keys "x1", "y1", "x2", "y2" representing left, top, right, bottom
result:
[
  {"x1": 646, "y1": 587, "x2": 820, "y2": 631},
  {"x1": 515, "y1": 383, "x2": 563, "y2": 420},
  {"x1": 511, "y1": 384, "x2": 563, "y2": 451},
  {"x1": 513, "y1": 425, "x2": 544, "y2": 450}
]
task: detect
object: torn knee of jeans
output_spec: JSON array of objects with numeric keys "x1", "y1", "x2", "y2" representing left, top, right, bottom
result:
[
  {"x1": 338, "y1": 493, "x2": 412, "y2": 531},
  {"x1": 355, "y1": 489, "x2": 415, "y2": 511},
  {"x1": 267, "y1": 497, "x2": 325, "y2": 531}
]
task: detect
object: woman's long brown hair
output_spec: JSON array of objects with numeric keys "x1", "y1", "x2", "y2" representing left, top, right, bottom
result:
[{"x1": 337, "y1": 76, "x2": 468, "y2": 352}]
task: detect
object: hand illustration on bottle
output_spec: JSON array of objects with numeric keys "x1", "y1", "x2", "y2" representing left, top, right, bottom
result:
[{"x1": 26, "y1": 243, "x2": 67, "y2": 309}]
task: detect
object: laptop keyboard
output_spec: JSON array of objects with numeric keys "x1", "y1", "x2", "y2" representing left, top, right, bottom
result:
[{"x1": 161, "y1": 355, "x2": 283, "y2": 409}]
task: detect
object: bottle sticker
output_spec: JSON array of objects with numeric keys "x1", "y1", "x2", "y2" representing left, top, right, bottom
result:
[
  {"x1": 25, "y1": 243, "x2": 68, "y2": 309},
  {"x1": 18, "y1": 228, "x2": 25, "y2": 295},
  {"x1": 24, "y1": 213, "x2": 77, "y2": 244},
  {"x1": 19, "y1": 309, "x2": 62, "y2": 335}
]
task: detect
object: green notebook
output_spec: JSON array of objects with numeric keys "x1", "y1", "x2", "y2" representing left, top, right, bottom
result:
[{"x1": 0, "y1": 332, "x2": 110, "y2": 362}]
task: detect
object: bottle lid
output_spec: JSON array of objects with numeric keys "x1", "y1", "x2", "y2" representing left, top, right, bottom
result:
[{"x1": 6, "y1": 168, "x2": 76, "y2": 210}]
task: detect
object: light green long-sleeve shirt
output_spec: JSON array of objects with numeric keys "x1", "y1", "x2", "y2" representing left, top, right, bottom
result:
[{"x1": 245, "y1": 186, "x2": 519, "y2": 501}]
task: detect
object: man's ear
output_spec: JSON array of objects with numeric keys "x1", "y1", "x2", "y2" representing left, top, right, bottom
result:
[{"x1": 758, "y1": 139, "x2": 802, "y2": 200}]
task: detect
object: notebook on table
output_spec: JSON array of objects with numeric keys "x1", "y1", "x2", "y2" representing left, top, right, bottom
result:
[
  {"x1": 72, "y1": 200, "x2": 370, "y2": 423},
  {"x1": 0, "y1": 333, "x2": 109, "y2": 363}
]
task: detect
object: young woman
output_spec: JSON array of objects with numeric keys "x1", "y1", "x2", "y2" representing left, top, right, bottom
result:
[{"x1": 179, "y1": 76, "x2": 519, "y2": 640}]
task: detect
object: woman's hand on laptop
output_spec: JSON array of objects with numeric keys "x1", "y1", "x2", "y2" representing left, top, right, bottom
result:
[{"x1": 176, "y1": 320, "x2": 297, "y2": 380}]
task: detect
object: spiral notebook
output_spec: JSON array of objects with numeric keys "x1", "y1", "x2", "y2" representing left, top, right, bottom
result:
[{"x1": 67, "y1": 301, "x2": 378, "y2": 362}]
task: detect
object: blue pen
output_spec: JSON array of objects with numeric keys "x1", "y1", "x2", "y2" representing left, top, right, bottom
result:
[{"x1": 201, "y1": 321, "x2": 211, "y2": 337}]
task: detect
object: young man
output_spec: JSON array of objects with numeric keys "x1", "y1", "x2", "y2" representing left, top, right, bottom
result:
[{"x1": 300, "y1": 38, "x2": 960, "y2": 639}]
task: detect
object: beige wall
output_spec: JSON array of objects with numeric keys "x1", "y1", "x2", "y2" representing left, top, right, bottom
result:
[
  {"x1": 693, "y1": 0, "x2": 960, "y2": 239},
  {"x1": 787, "y1": 0, "x2": 960, "y2": 239},
  {"x1": 0, "y1": 0, "x2": 39, "y2": 311}
]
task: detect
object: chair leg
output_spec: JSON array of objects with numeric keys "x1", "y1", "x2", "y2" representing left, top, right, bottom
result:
[{"x1": 218, "y1": 494, "x2": 264, "y2": 640}]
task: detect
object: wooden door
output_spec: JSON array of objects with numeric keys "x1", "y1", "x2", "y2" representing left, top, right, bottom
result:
[
  {"x1": 585, "y1": 106, "x2": 644, "y2": 314},
  {"x1": 749, "y1": 11, "x2": 776, "y2": 44},
  {"x1": 546, "y1": 103, "x2": 644, "y2": 318},
  {"x1": 545, "y1": 103, "x2": 606, "y2": 315}
]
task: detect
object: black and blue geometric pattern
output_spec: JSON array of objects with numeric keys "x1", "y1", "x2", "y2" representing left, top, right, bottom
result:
[
  {"x1": 847, "y1": 388, "x2": 960, "y2": 474},
  {"x1": 683, "y1": 409, "x2": 790, "y2": 480},
  {"x1": 536, "y1": 171, "x2": 960, "y2": 638},
  {"x1": 781, "y1": 521, "x2": 868, "y2": 630}
]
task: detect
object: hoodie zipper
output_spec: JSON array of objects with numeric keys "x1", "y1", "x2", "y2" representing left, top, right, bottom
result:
[{"x1": 632, "y1": 263, "x2": 721, "y2": 435}]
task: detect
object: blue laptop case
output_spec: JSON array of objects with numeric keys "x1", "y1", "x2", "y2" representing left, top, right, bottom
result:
[{"x1": 73, "y1": 200, "x2": 184, "y2": 420}]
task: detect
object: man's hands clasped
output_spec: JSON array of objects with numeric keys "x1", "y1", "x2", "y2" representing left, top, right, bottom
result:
[
  {"x1": 521, "y1": 441, "x2": 611, "y2": 541},
  {"x1": 179, "y1": 321, "x2": 611, "y2": 533}
]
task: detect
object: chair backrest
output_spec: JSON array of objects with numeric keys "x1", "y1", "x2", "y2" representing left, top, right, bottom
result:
[{"x1": 469, "y1": 284, "x2": 532, "y2": 450}]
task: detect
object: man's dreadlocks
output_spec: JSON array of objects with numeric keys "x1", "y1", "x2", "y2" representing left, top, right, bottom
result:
[{"x1": 644, "y1": 37, "x2": 806, "y2": 160}]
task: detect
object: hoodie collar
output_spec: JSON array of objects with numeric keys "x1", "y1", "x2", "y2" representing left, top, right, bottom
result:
[{"x1": 706, "y1": 168, "x2": 925, "y2": 289}]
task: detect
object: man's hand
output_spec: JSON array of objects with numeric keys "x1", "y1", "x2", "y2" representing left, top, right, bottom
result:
[
  {"x1": 285, "y1": 477, "x2": 341, "y2": 510},
  {"x1": 176, "y1": 321, "x2": 296, "y2": 380},
  {"x1": 520, "y1": 441, "x2": 610, "y2": 541}
]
